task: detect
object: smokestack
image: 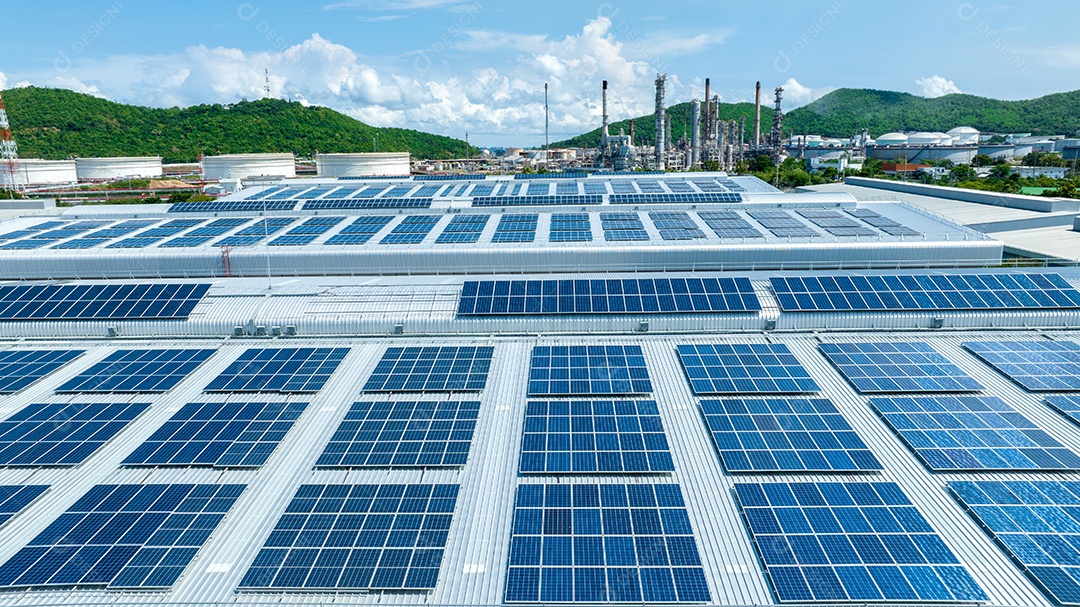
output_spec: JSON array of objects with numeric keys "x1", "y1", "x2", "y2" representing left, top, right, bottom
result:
[
  {"x1": 665, "y1": 113, "x2": 672, "y2": 154},
  {"x1": 738, "y1": 115, "x2": 745, "y2": 161},
  {"x1": 704, "y1": 78, "x2": 711, "y2": 143},
  {"x1": 654, "y1": 73, "x2": 666, "y2": 170},
  {"x1": 601, "y1": 80, "x2": 609, "y2": 146},
  {"x1": 629, "y1": 119, "x2": 635, "y2": 146},
  {"x1": 754, "y1": 81, "x2": 761, "y2": 147},
  {"x1": 691, "y1": 100, "x2": 701, "y2": 168}
]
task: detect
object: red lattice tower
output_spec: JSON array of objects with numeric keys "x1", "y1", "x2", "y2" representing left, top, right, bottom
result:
[{"x1": 0, "y1": 92, "x2": 22, "y2": 193}]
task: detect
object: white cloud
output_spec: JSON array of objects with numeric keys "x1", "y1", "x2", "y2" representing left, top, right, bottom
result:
[
  {"x1": 779, "y1": 78, "x2": 835, "y2": 106},
  {"x1": 916, "y1": 75, "x2": 962, "y2": 98},
  {"x1": 0, "y1": 71, "x2": 7, "y2": 90}
]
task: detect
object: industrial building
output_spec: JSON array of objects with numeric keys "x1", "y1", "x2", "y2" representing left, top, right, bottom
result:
[{"x1": 1, "y1": 171, "x2": 1080, "y2": 607}]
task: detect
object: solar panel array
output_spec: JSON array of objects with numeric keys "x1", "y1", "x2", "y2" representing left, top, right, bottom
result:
[
  {"x1": 1046, "y1": 395, "x2": 1080, "y2": 430},
  {"x1": 381, "y1": 215, "x2": 440, "y2": 244},
  {"x1": 326, "y1": 215, "x2": 394, "y2": 245},
  {"x1": 869, "y1": 395, "x2": 1080, "y2": 471},
  {"x1": 0, "y1": 283, "x2": 210, "y2": 321},
  {"x1": 504, "y1": 483, "x2": 711, "y2": 603},
  {"x1": 520, "y1": 400, "x2": 674, "y2": 473},
  {"x1": 549, "y1": 213, "x2": 592, "y2": 243},
  {"x1": 698, "y1": 210, "x2": 763, "y2": 239},
  {"x1": 169, "y1": 200, "x2": 297, "y2": 213},
  {"x1": 949, "y1": 480, "x2": 1080, "y2": 606},
  {"x1": 315, "y1": 401, "x2": 479, "y2": 468},
  {"x1": 0, "y1": 350, "x2": 83, "y2": 394},
  {"x1": 56, "y1": 349, "x2": 216, "y2": 393},
  {"x1": 964, "y1": 341, "x2": 1080, "y2": 391},
  {"x1": 122, "y1": 401, "x2": 308, "y2": 468},
  {"x1": 772, "y1": 273, "x2": 1080, "y2": 312},
  {"x1": 238, "y1": 483, "x2": 459, "y2": 590},
  {"x1": 734, "y1": 481, "x2": 987, "y2": 603},
  {"x1": 796, "y1": 210, "x2": 878, "y2": 238},
  {"x1": 528, "y1": 345, "x2": 652, "y2": 396},
  {"x1": 0, "y1": 483, "x2": 245, "y2": 589},
  {"x1": 819, "y1": 342, "x2": 983, "y2": 393},
  {"x1": 492, "y1": 213, "x2": 538, "y2": 243},
  {"x1": 748, "y1": 210, "x2": 820, "y2": 238},
  {"x1": 436, "y1": 214, "x2": 489, "y2": 244},
  {"x1": 610, "y1": 193, "x2": 742, "y2": 204},
  {"x1": 363, "y1": 346, "x2": 494, "y2": 392},
  {"x1": 649, "y1": 211, "x2": 705, "y2": 241},
  {"x1": 847, "y1": 208, "x2": 921, "y2": 237},
  {"x1": 675, "y1": 343, "x2": 819, "y2": 395},
  {"x1": 599, "y1": 212, "x2": 649, "y2": 241},
  {"x1": 457, "y1": 278, "x2": 761, "y2": 316},
  {"x1": 472, "y1": 195, "x2": 604, "y2": 207},
  {"x1": 205, "y1": 347, "x2": 349, "y2": 393},
  {"x1": 0, "y1": 485, "x2": 49, "y2": 528},
  {"x1": 0, "y1": 402, "x2": 150, "y2": 466},
  {"x1": 303, "y1": 198, "x2": 433, "y2": 210},
  {"x1": 701, "y1": 398, "x2": 881, "y2": 473}
]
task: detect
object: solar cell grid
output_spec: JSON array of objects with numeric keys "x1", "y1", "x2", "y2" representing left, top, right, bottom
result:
[
  {"x1": 238, "y1": 483, "x2": 459, "y2": 591},
  {"x1": 0, "y1": 350, "x2": 84, "y2": 394},
  {"x1": 734, "y1": 481, "x2": 987, "y2": 604},
  {"x1": 160, "y1": 236, "x2": 214, "y2": 248},
  {"x1": 436, "y1": 214, "x2": 489, "y2": 244},
  {"x1": 846, "y1": 209, "x2": 921, "y2": 237},
  {"x1": 0, "y1": 239, "x2": 52, "y2": 250},
  {"x1": 1046, "y1": 395, "x2": 1080, "y2": 430},
  {"x1": 700, "y1": 398, "x2": 881, "y2": 472},
  {"x1": 528, "y1": 345, "x2": 652, "y2": 396},
  {"x1": 819, "y1": 342, "x2": 983, "y2": 393},
  {"x1": 168, "y1": 200, "x2": 297, "y2": 213},
  {"x1": 963, "y1": 341, "x2": 1080, "y2": 391},
  {"x1": 205, "y1": 347, "x2": 349, "y2": 393},
  {"x1": 363, "y1": 346, "x2": 493, "y2": 392},
  {"x1": 550, "y1": 213, "x2": 592, "y2": 242},
  {"x1": 381, "y1": 215, "x2": 440, "y2": 244},
  {"x1": 316, "y1": 400, "x2": 479, "y2": 468},
  {"x1": 504, "y1": 483, "x2": 711, "y2": 603},
  {"x1": 610, "y1": 193, "x2": 742, "y2": 204},
  {"x1": 0, "y1": 485, "x2": 49, "y2": 528},
  {"x1": 56, "y1": 348, "x2": 217, "y2": 393},
  {"x1": 471, "y1": 195, "x2": 604, "y2": 207},
  {"x1": 303, "y1": 198, "x2": 432, "y2": 210},
  {"x1": 520, "y1": 400, "x2": 675, "y2": 473},
  {"x1": 234, "y1": 217, "x2": 297, "y2": 236},
  {"x1": 0, "y1": 283, "x2": 210, "y2": 321},
  {"x1": 698, "y1": 211, "x2": 763, "y2": 239},
  {"x1": 184, "y1": 218, "x2": 249, "y2": 236},
  {"x1": 869, "y1": 395, "x2": 1080, "y2": 471},
  {"x1": 676, "y1": 343, "x2": 819, "y2": 395},
  {"x1": 0, "y1": 402, "x2": 150, "y2": 466},
  {"x1": 50, "y1": 239, "x2": 103, "y2": 250},
  {"x1": 106, "y1": 237, "x2": 164, "y2": 249},
  {"x1": 0, "y1": 483, "x2": 244, "y2": 589},
  {"x1": 269, "y1": 234, "x2": 319, "y2": 246},
  {"x1": 748, "y1": 211, "x2": 820, "y2": 238},
  {"x1": 122, "y1": 401, "x2": 308, "y2": 468},
  {"x1": 492, "y1": 213, "x2": 538, "y2": 243}
]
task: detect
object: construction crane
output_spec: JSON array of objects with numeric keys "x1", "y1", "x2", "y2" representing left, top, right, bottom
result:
[{"x1": 0, "y1": 92, "x2": 22, "y2": 194}]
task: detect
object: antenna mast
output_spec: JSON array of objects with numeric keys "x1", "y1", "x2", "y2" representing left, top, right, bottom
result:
[{"x1": 0, "y1": 92, "x2": 22, "y2": 193}]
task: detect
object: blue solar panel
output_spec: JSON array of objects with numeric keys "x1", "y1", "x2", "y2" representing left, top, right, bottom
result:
[
  {"x1": 734, "y1": 481, "x2": 987, "y2": 604},
  {"x1": 610, "y1": 193, "x2": 742, "y2": 204},
  {"x1": 380, "y1": 215, "x2": 440, "y2": 244},
  {"x1": 698, "y1": 211, "x2": 763, "y2": 239},
  {"x1": 436, "y1": 214, "x2": 489, "y2": 244},
  {"x1": 869, "y1": 395, "x2": 1080, "y2": 471},
  {"x1": 1047, "y1": 395, "x2": 1080, "y2": 430},
  {"x1": 650, "y1": 211, "x2": 705, "y2": 240},
  {"x1": 820, "y1": 342, "x2": 983, "y2": 393},
  {"x1": 204, "y1": 347, "x2": 349, "y2": 393},
  {"x1": 950, "y1": 479, "x2": 1080, "y2": 606},
  {"x1": 528, "y1": 345, "x2": 652, "y2": 396},
  {"x1": 749, "y1": 210, "x2": 822, "y2": 238},
  {"x1": 414, "y1": 173, "x2": 486, "y2": 180},
  {"x1": 0, "y1": 402, "x2": 150, "y2": 466},
  {"x1": 106, "y1": 237, "x2": 164, "y2": 249},
  {"x1": 122, "y1": 401, "x2": 309, "y2": 468},
  {"x1": 159, "y1": 236, "x2": 214, "y2": 248},
  {"x1": 303, "y1": 198, "x2": 432, "y2": 210},
  {"x1": 699, "y1": 398, "x2": 881, "y2": 472},
  {"x1": 797, "y1": 210, "x2": 878, "y2": 237},
  {"x1": 0, "y1": 239, "x2": 51, "y2": 250},
  {"x1": 0, "y1": 483, "x2": 244, "y2": 589},
  {"x1": 550, "y1": 213, "x2": 592, "y2": 242},
  {"x1": 269, "y1": 234, "x2": 319, "y2": 246},
  {"x1": 233, "y1": 217, "x2": 296, "y2": 236},
  {"x1": 458, "y1": 278, "x2": 761, "y2": 316},
  {"x1": 964, "y1": 341, "x2": 1080, "y2": 391},
  {"x1": 0, "y1": 485, "x2": 49, "y2": 528},
  {"x1": 214, "y1": 235, "x2": 268, "y2": 247},
  {"x1": 492, "y1": 213, "x2": 537, "y2": 243},
  {"x1": 0, "y1": 283, "x2": 210, "y2": 321},
  {"x1": 50, "y1": 238, "x2": 103, "y2": 249},
  {"x1": 57, "y1": 349, "x2": 216, "y2": 393},
  {"x1": 472, "y1": 195, "x2": 604, "y2": 207},
  {"x1": 316, "y1": 401, "x2": 479, "y2": 467},
  {"x1": 336, "y1": 215, "x2": 394, "y2": 235},
  {"x1": 0, "y1": 350, "x2": 84, "y2": 394},
  {"x1": 363, "y1": 346, "x2": 494, "y2": 392},
  {"x1": 169, "y1": 200, "x2": 297, "y2": 212},
  {"x1": 504, "y1": 483, "x2": 711, "y2": 603},
  {"x1": 185, "y1": 218, "x2": 249, "y2": 236},
  {"x1": 520, "y1": 400, "x2": 674, "y2": 473},
  {"x1": 676, "y1": 343, "x2": 818, "y2": 394},
  {"x1": 847, "y1": 209, "x2": 921, "y2": 237},
  {"x1": 514, "y1": 172, "x2": 588, "y2": 179},
  {"x1": 600, "y1": 212, "x2": 649, "y2": 241},
  {"x1": 238, "y1": 483, "x2": 459, "y2": 590},
  {"x1": 283, "y1": 216, "x2": 344, "y2": 235},
  {"x1": 772, "y1": 273, "x2": 1080, "y2": 312}
]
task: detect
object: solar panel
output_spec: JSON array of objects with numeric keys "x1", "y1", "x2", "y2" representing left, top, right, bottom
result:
[
  {"x1": 213, "y1": 235, "x2": 269, "y2": 247},
  {"x1": 0, "y1": 483, "x2": 244, "y2": 589},
  {"x1": 316, "y1": 401, "x2": 479, "y2": 468},
  {"x1": 106, "y1": 237, "x2": 165, "y2": 249},
  {"x1": 363, "y1": 346, "x2": 494, "y2": 392},
  {"x1": 303, "y1": 198, "x2": 432, "y2": 210},
  {"x1": 327, "y1": 215, "x2": 394, "y2": 245},
  {"x1": 380, "y1": 215, "x2": 440, "y2": 244},
  {"x1": 0, "y1": 239, "x2": 51, "y2": 250},
  {"x1": 504, "y1": 483, "x2": 711, "y2": 603},
  {"x1": 169, "y1": 200, "x2": 297, "y2": 213},
  {"x1": 436, "y1": 214, "x2": 489, "y2": 244},
  {"x1": 50, "y1": 239, "x2": 103, "y2": 250},
  {"x1": 528, "y1": 345, "x2": 652, "y2": 396},
  {"x1": 204, "y1": 347, "x2": 349, "y2": 393},
  {"x1": 749, "y1": 210, "x2": 820, "y2": 238},
  {"x1": 869, "y1": 395, "x2": 1080, "y2": 471},
  {"x1": 492, "y1": 213, "x2": 538, "y2": 243},
  {"x1": 0, "y1": 350, "x2": 84, "y2": 394},
  {"x1": 819, "y1": 342, "x2": 983, "y2": 393},
  {"x1": 56, "y1": 349, "x2": 216, "y2": 393},
  {"x1": 514, "y1": 172, "x2": 588, "y2": 179},
  {"x1": 949, "y1": 479, "x2": 1080, "y2": 606},
  {"x1": 699, "y1": 398, "x2": 881, "y2": 472},
  {"x1": 610, "y1": 193, "x2": 742, "y2": 204},
  {"x1": 698, "y1": 211, "x2": 763, "y2": 239},
  {"x1": 734, "y1": 481, "x2": 987, "y2": 603},
  {"x1": 0, "y1": 402, "x2": 150, "y2": 466},
  {"x1": 414, "y1": 173, "x2": 486, "y2": 180},
  {"x1": 520, "y1": 400, "x2": 674, "y2": 473},
  {"x1": 269, "y1": 234, "x2": 319, "y2": 246},
  {"x1": 185, "y1": 218, "x2": 249, "y2": 236},
  {"x1": 284, "y1": 216, "x2": 344, "y2": 235},
  {"x1": 0, "y1": 283, "x2": 210, "y2": 321},
  {"x1": 458, "y1": 278, "x2": 761, "y2": 315},
  {"x1": 599, "y1": 212, "x2": 649, "y2": 241},
  {"x1": 846, "y1": 209, "x2": 921, "y2": 237},
  {"x1": 159, "y1": 236, "x2": 214, "y2": 248},
  {"x1": 550, "y1": 213, "x2": 592, "y2": 242},
  {"x1": 772, "y1": 273, "x2": 1080, "y2": 312},
  {"x1": 234, "y1": 217, "x2": 296, "y2": 236},
  {"x1": 472, "y1": 195, "x2": 604, "y2": 207},
  {"x1": 650, "y1": 211, "x2": 705, "y2": 240},
  {"x1": 0, "y1": 485, "x2": 49, "y2": 528},
  {"x1": 963, "y1": 341, "x2": 1080, "y2": 391},
  {"x1": 122, "y1": 401, "x2": 309, "y2": 468},
  {"x1": 1046, "y1": 395, "x2": 1080, "y2": 429},
  {"x1": 796, "y1": 210, "x2": 878, "y2": 237},
  {"x1": 676, "y1": 343, "x2": 819, "y2": 394},
  {"x1": 238, "y1": 483, "x2": 459, "y2": 591}
]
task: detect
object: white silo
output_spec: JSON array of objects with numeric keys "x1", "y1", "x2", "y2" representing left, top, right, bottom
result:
[
  {"x1": 316, "y1": 152, "x2": 411, "y2": 177},
  {"x1": 947, "y1": 126, "x2": 980, "y2": 146},
  {"x1": 200, "y1": 153, "x2": 296, "y2": 180},
  {"x1": 874, "y1": 132, "x2": 908, "y2": 146},
  {"x1": 908, "y1": 132, "x2": 942, "y2": 145},
  {"x1": 2, "y1": 159, "x2": 78, "y2": 187},
  {"x1": 76, "y1": 157, "x2": 163, "y2": 181}
]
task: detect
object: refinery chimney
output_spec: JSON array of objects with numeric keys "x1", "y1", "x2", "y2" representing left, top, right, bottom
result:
[
  {"x1": 753, "y1": 81, "x2": 761, "y2": 147},
  {"x1": 654, "y1": 73, "x2": 666, "y2": 170},
  {"x1": 703, "y1": 78, "x2": 712, "y2": 142},
  {"x1": 601, "y1": 80, "x2": 609, "y2": 147},
  {"x1": 690, "y1": 99, "x2": 701, "y2": 167}
]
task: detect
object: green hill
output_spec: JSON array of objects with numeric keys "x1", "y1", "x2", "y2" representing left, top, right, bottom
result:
[
  {"x1": 553, "y1": 88, "x2": 1080, "y2": 148},
  {"x1": 2, "y1": 87, "x2": 476, "y2": 164}
]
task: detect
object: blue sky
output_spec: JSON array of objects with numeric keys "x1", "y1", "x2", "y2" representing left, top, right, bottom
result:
[{"x1": 2, "y1": 0, "x2": 1078, "y2": 146}]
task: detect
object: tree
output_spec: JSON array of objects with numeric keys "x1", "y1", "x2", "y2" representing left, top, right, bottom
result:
[
  {"x1": 950, "y1": 164, "x2": 976, "y2": 182},
  {"x1": 989, "y1": 163, "x2": 1012, "y2": 179},
  {"x1": 971, "y1": 154, "x2": 993, "y2": 167},
  {"x1": 748, "y1": 154, "x2": 773, "y2": 173},
  {"x1": 1022, "y1": 151, "x2": 1066, "y2": 167}
]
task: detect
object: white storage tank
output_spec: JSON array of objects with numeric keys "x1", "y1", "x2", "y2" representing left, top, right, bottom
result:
[
  {"x1": 908, "y1": 132, "x2": 942, "y2": 145},
  {"x1": 947, "y1": 126, "x2": 980, "y2": 146},
  {"x1": 2, "y1": 159, "x2": 78, "y2": 187},
  {"x1": 201, "y1": 153, "x2": 296, "y2": 180},
  {"x1": 874, "y1": 132, "x2": 908, "y2": 146},
  {"x1": 316, "y1": 152, "x2": 411, "y2": 177},
  {"x1": 75, "y1": 156, "x2": 163, "y2": 181}
]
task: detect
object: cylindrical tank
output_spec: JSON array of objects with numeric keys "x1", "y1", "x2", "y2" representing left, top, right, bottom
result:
[
  {"x1": 908, "y1": 132, "x2": 941, "y2": 145},
  {"x1": 316, "y1": 153, "x2": 411, "y2": 177},
  {"x1": 201, "y1": 153, "x2": 296, "y2": 180},
  {"x1": 947, "y1": 126, "x2": 980, "y2": 145},
  {"x1": 75, "y1": 156, "x2": 163, "y2": 181},
  {"x1": 874, "y1": 132, "x2": 908, "y2": 146},
  {"x1": 2, "y1": 159, "x2": 78, "y2": 187}
]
